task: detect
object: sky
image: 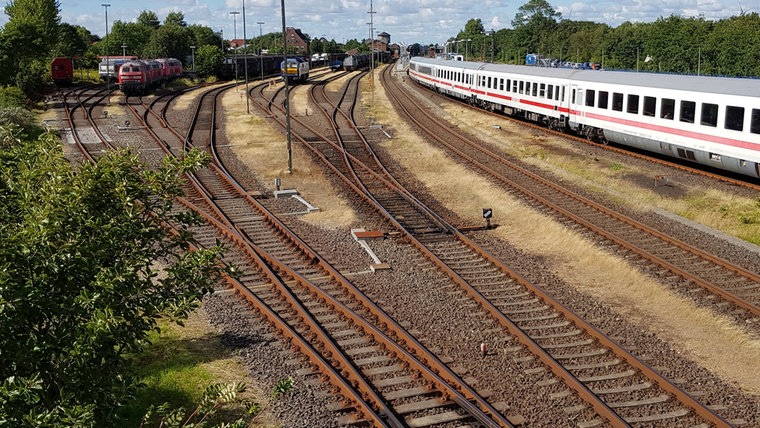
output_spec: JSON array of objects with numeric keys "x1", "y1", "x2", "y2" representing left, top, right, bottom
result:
[{"x1": 2, "y1": 0, "x2": 758, "y2": 47}]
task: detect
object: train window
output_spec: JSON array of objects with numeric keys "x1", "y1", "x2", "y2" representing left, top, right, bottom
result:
[
  {"x1": 612, "y1": 93, "x2": 623, "y2": 111},
  {"x1": 680, "y1": 101, "x2": 695, "y2": 123},
  {"x1": 586, "y1": 90, "x2": 595, "y2": 107},
  {"x1": 487, "y1": 76, "x2": 492, "y2": 88},
  {"x1": 560, "y1": 86, "x2": 565, "y2": 102},
  {"x1": 751, "y1": 109, "x2": 760, "y2": 134},
  {"x1": 540, "y1": 83, "x2": 546, "y2": 97},
  {"x1": 598, "y1": 91, "x2": 608, "y2": 109},
  {"x1": 547, "y1": 85, "x2": 554, "y2": 100},
  {"x1": 725, "y1": 106, "x2": 744, "y2": 131},
  {"x1": 519, "y1": 81, "x2": 524, "y2": 94},
  {"x1": 506, "y1": 79, "x2": 511, "y2": 92},
  {"x1": 661, "y1": 98, "x2": 675, "y2": 120},
  {"x1": 532, "y1": 83, "x2": 538, "y2": 96},
  {"x1": 499, "y1": 79, "x2": 504, "y2": 91},
  {"x1": 700, "y1": 103, "x2": 718, "y2": 127},
  {"x1": 513, "y1": 80, "x2": 518, "y2": 92},
  {"x1": 572, "y1": 89, "x2": 577, "y2": 104},
  {"x1": 643, "y1": 96, "x2": 656, "y2": 117},
  {"x1": 627, "y1": 95, "x2": 640, "y2": 114}
]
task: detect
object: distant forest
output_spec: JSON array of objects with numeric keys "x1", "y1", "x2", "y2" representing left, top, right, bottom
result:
[{"x1": 412, "y1": 0, "x2": 760, "y2": 78}]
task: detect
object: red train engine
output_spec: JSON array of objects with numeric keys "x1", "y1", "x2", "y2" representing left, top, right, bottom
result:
[
  {"x1": 118, "y1": 60, "x2": 154, "y2": 95},
  {"x1": 118, "y1": 58, "x2": 184, "y2": 95},
  {"x1": 51, "y1": 57, "x2": 74, "y2": 86}
]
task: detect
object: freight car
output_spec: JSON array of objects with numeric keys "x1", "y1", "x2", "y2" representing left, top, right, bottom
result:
[
  {"x1": 51, "y1": 57, "x2": 74, "y2": 86},
  {"x1": 219, "y1": 54, "x2": 282, "y2": 81},
  {"x1": 409, "y1": 56, "x2": 760, "y2": 178}
]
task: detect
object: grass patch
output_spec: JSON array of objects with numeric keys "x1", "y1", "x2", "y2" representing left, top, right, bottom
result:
[{"x1": 118, "y1": 311, "x2": 259, "y2": 426}]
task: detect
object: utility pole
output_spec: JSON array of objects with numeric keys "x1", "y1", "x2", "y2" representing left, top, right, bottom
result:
[
  {"x1": 367, "y1": 0, "x2": 376, "y2": 104},
  {"x1": 230, "y1": 11, "x2": 240, "y2": 81},
  {"x1": 281, "y1": 0, "x2": 292, "y2": 174},
  {"x1": 242, "y1": 0, "x2": 250, "y2": 114},
  {"x1": 257, "y1": 21, "x2": 265, "y2": 81},
  {"x1": 101, "y1": 3, "x2": 111, "y2": 104}
]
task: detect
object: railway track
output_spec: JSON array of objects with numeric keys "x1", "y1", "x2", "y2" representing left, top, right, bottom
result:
[
  {"x1": 56, "y1": 73, "x2": 757, "y2": 425},
  {"x1": 249, "y1": 67, "x2": 738, "y2": 426},
  {"x1": 116, "y1": 82, "x2": 518, "y2": 427},
  {"x1": 382, "y1": 63, "x2": 760, "y2": 325}
]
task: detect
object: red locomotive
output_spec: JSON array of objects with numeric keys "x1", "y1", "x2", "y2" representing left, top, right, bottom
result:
[
  {"x1": 51, "y1": 57, "x2": 74, "y2": 86},
  {"x1": 117, "y1": 58, "x2": 184, "y2": 95}
]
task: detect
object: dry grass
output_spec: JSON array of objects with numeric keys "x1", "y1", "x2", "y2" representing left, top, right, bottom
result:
[
  {"x1": 372, "y1": 70, "x2": 760, "y2": 396},
  {"x1": 434, "y1": 102, "x2": 760, "y2": 243},
  {"x1": 220, "y1": 81, "x2": 357, "y2": 229},
  {"x1": 173, "y1": 86, "x2": 207, "y2": 111}
]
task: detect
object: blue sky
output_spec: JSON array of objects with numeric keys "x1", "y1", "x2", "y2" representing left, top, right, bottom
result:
[{"x1": 3, "y1": 0, "x2": 758, "y2": 46}]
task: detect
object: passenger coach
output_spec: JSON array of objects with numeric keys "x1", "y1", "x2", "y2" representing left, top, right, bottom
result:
[{"x1": 408, "y1": 56, "x2": 760, "y2": 178}]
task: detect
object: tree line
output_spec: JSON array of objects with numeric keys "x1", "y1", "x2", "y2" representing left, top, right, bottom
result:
[
  {"x1": 414, "y1": 0, "x2": 760, "y2": 78},
  {"x1": 0, "y1": 0, "x2": 374, "y2": 100}
]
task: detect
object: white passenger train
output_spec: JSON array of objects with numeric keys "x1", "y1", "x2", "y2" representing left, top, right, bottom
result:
[{"x1": 408, "y1": 56, "x2": 760, "y2": 178}]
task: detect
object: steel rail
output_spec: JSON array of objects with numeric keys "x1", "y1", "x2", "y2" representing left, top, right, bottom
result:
[
  {"x1": 381, "y1": 64, "x2": 734, "y2": 427},
  {"x1": 253, "y1": 67, "x2": 637, "y2": 427},
  {"x1": 388, "y1": 66, "x2": 760, "y2": 319},
  {"x1": 140, "y1": 81, "x2": 513, "y2": 427}
]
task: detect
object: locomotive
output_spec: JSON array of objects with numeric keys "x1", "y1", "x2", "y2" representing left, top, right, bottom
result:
[
  {"x1": 408, "y1": 56, "x2": 760, "y2": 178},
  {"x1": 343, "y1": 54, "x2": 370, "y2": 71},
  {"x1": 51, "y1": 57, "x2": 74, "y2": 86},
  {"x1": 117, "y1": 58, "x2": 184, "y2": 95},
  {"x1": 280, "y1": 57, "x2": 309, "y2": 83}
]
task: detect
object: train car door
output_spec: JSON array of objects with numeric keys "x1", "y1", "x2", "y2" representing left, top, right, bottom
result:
[{"x1": 568, "y1": 83, "x2": 582, "y2": 127}]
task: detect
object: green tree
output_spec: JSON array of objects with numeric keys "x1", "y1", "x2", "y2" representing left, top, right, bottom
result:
[
  {"x1": 705, "y1": 13, "x2": 760, "y2": 76},
  {"x1": 189, "y1": 24, "x2": 223, "y2": 51},
  {"x1": 143, "y1": 24, "x2": 191, "y2": 62},
  {"x1": 511, "y1": 0, "x2": 562, "y2": 53},
  {"x1": 109, "y1": 20, "x2": 154, "y2": 58},
  {"x1": 0, "y1": 125, "x2": 226, "y2": 424},
  {"x1": 137, "y1": 10, "x2": 160, "y2": 28},
  {"x1": 0, "y1": 0, "x2": 62, "y2": 94},
  {"x1": 51, "y1": 23, "x2": 90, "y2": 58},
  {"x1": 4, "y1": 0, "x2": 61, "y2": 48},
  {"x1": 195, "y1": 44, "x2": 225, "y2": 77},
  {"x1": 165, "y1": 11, "x2": 187, "y2": 28},
  {"x1": 461, "y1": 18, "x2": 485, "y2": 37},
  {"x1": 512, "y1": 0, "x2": 561, "y2": 28}
]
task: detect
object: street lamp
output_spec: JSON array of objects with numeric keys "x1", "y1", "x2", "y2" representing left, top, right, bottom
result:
[
  {"x1": 488, "y1": 30, "x2": 494, "y2": 63},
  {"x1": 367, "y1": 0, "x2": 376, "y2": 101},
  {"x1": 121, "y1": 43, "x2": 127, "y2": 57},
  {"x1": 230, "y1": 11, "x2": 240, "y2": 81},
  {"x1": 280, "y1": 0, "x2": 292, "y2": 174},
  {"x1": 102, "y1": 3, "x2": 111, "y2": 104},
  {"x1": 242, "y1": 0, "x2": 250, "y2": 114},
  {"x1": 190, "y1": 45, "x2": 196, "y2": 70},
  {"x1": 76, "y1": 49, "x2": 83, "y2": 81},
  {"x1": 464, "y1": 38, "x2": 471, "y2": 61},
  {"x1": 257, "y1": 21, "x2": 264, "y2": 81}
]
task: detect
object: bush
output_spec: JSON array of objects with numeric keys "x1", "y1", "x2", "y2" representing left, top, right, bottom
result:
[{"x1": 0, "y1": 86, "x2": 26, "y2": 108}]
